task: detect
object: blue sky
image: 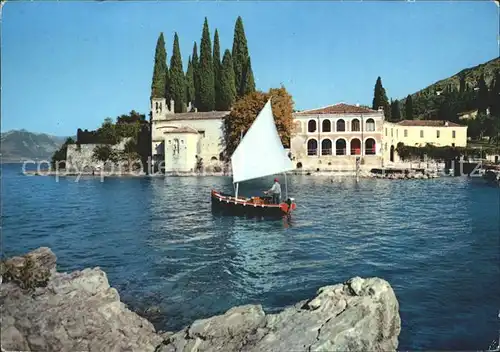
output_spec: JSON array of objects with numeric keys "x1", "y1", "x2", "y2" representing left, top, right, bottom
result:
[{"x1": 2, "y1": 1, "x2": 498, "y2": 136}]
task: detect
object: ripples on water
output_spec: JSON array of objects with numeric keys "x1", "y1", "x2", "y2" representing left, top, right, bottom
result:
[{"x1": 2, "y1": 164, "x2": 499, "y2": 350}]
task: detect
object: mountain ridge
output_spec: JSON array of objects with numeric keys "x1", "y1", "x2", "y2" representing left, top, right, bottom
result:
[{"x1": 1, "y1": 129, "x2": 74, "y2": 162}]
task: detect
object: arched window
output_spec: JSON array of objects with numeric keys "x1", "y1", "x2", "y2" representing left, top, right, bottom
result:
[
  {"x1": 307, "y1": 139, "x2": 318, "y2": 156},
  {"x1": 308, "y1": 120, "x2": 317, "y2": 133},
  {"x1": 335, "y1": 139, "x2": 347, "y2": 155},
  {"x1": 365, "y1": 138, "x2": 376, "y2": 155},
  {"x1": 336, "y1": 119, "x2": 345, "y2": 132},
  {"x1": 322, "y1": 120, "x2": 331, "y2": 133},
  {"x1": 321, "y1": 139, "x2": 332, "y2": 155},
  {"x1": 211, "y1": 156, "x2": 218, "y2": 161},
  {"x1": 351, "y1": 119, "x2": 360, "y2": 132},
  {"x1": 366, "y1": 118, "x2": 375, "y2": 132},
  {"x1": 350, "y1": 138, "x2": 361, "y2": 155}
]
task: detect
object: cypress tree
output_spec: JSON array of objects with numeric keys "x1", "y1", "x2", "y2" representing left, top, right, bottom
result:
[
  {"x1": 218, "y1": 50, "x2": 236, "y2": 111},
  {"x1": 151, "y1": 33, "x2": 167, "y2": 99},
  {"x1": 242, "y1": 57, "x2": 256, "y2": 95},
  {"x1": 372, "y1": 76, "x2": 390, "y2": 119},
  {"x1": 213, "y1": 29, "x2": 222, "y2": 111},
  {"x1": 192, "y1": 42, "x2": 200, "y2": 109},
  {"x1": 198, "y1": 17, "x2": 215, "y2": 111},
  {"x1": 489, "y1": 71, "x2": 500, "y2": 118},
  {"x1": 405, "y1": 95, "x2": 414, "y2": 120},
  {"x1": 232, "y1": 16, "x2": 250, "y2": 97},
  {"x1": 169, "y1": 32, "x2": 186, "y2": 113},
  {"x1": 390, "y1": 99, "x2": 401, "y2": 121},
  {"x1": 185, "y1": 57, "x2": 195, "y2": 109},
  {"x1": 477, "y1": 74, "x2": 489, "y2": 115}
]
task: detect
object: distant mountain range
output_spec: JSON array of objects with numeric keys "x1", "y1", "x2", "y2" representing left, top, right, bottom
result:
[{"x1": 1, "y1": 130, "x2": 73, "y2": 162}]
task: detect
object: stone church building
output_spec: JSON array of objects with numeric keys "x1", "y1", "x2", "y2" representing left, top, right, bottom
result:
[{"x1": 150, "y1": 97, "x2": 229, "y2": 173}]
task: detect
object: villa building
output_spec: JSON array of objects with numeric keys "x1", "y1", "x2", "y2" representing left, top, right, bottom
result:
[
  {"x1": 150, "y1": 97, "x2": 229, "y2": 173},
  {"x1": 290, "y1": 103, "x2": 385, "y2": 170},
  {"x1": 382, "y1": 120, "x2": 468, "y2": 163}
]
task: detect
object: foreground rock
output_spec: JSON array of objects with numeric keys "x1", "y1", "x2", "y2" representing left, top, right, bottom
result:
[
  {"x1": 1, "y1": 248, "x2": 401, "y2": 352},
  {"x1": 0, "y1": 248, "x2": 162, "y2": 352},
  {"x1": 159, "y1": 277, "x2": 401, "y2": 352}
]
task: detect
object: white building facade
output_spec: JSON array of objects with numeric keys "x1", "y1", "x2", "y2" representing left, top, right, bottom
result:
[
  {"x1": 150, "y1": 97, "x2": 229, "y2": 173},
  {"x1": 290, "y1": 103, "x2": 385, "y2": 171}
]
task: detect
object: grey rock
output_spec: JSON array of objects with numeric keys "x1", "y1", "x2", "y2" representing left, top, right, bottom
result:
[
  {"x1": 1, "y1": 248, "x2": 401, "y2": 352},
  {"x1": 1, "y1": 249, "x2": 162, "y2": 352},
  {"x1": 158, "y1": 277, "x2": 400, "y2": 352}
]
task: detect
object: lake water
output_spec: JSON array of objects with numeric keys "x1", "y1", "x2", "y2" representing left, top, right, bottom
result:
[{"x1": 2, "y1": 163, "x2": 499, "y2": 350}]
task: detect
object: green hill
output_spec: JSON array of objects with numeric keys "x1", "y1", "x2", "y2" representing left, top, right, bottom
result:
[{"x1": 401, "y1": 56, "x2": 500, "y2": 119}]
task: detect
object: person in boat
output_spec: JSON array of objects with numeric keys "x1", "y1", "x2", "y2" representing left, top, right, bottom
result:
[{"x1": 264, "y1": 178, "x2": 281, "y2": 204}]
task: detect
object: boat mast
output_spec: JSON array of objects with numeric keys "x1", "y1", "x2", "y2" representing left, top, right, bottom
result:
[{"x1": 234, "y1": 129, "x2": 244, "y2": 199}]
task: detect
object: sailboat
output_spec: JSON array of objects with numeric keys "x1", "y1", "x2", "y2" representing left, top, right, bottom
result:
[{"x1": 211, "y1": 99, "x2": 297, "y2": 217}]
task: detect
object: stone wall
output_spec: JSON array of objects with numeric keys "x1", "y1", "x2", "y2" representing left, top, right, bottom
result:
[{"x1": 65, "y1": 138, "x2": 131, "y2": 172}]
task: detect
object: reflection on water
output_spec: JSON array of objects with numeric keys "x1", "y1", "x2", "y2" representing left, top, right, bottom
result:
[{"x1": 2, "y1": 163, "x2": 499, "y2": 350}]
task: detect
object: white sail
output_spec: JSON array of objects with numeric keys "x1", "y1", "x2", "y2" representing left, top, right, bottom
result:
[{"x1": 231, "y1": 99, "x2": 294, "y2": 184}]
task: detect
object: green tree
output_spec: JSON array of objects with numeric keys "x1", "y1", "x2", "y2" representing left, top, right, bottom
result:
[
  {"x1": 192, "y1": 42, "x2": 200, "y2": 109},
  {"x1": 198, "y1": 18, "x2": 215, "y2": 111},
  {"x1": 489, "y1": 71, "x2": 500, "y2": 119},
  {"x1": 405, "y1": 94, "x2": 414, "y2": 120},
  {"x1": 232, "y1": 16, "x2": 250, "y2": 97},
  {"x1": 151, "y1": 33, "x2": 168, "y2": 99},
  {"x1": 51, "y1": 137, "x2": 75, "y2": 169},
  {"x1": 372, "y1": 76, "x2": 390, "y2": 119},
  {"x1": 169, "y1": 32, "x2": 186, "y2": 113},
  {"x1": 185, "y1": 57, "x2": 195, "y2": 108},
  {"x1": 119, "y1": 139, "x2": 141, "y2": 170},
  {"x1": 477, "y1": 74, "x2": 489, "y2": 115},
  {"x1": 218, "y1": 50, "x2": 236, "y2": 111},
  {"x1": 223, "y1": 86, "x2": 294, "y2": 157},
  {"x1": 98, "y1": 118, "x2": 119, "y2": 144},
  {"x1": 390, "y1": 99, "x2": 401, "y2": 121},
  {"x1": 92, "y1": 145, "x2": 118, "y2": 163},
  {"x1": 213, "y1": 29, "x2": 222, "y2": 110},
  {"x1": 242, "y1": 57, "x2": 256, "y2": 95}
]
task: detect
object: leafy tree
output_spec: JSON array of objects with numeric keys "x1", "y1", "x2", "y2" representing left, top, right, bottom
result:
[
  {"x1": 372, "y1": 77, "x2": 390, "y2": 119},
  {"x1": 192, "y1": 42, "x2": 200, "y2": 109},
  {"x1": 92, "y1": 145, "x2": 118, "y2": 163},
  {"x1": 151, "y1": 33, "x2": 168, "y2": 99},
  {"x1": 213, "y1": 29, "x2": 222, "y2": 110},
  {"x1": 242, "y1": 57, "x2": 256, "y2": 95},
  {"x1": 169, "y1": 32, "x2": 186, "y2": 113},
  {"x1": 119, "y1": 139, "x2": 141, "y2": 170},
  {"x1": 218, "y1": 50, "x2": 236, "y2": 111},
  {"x1": 98, "y1": 118, "x2": 119, "y2": 144},
  {"x1": 232, "y1": 16, "x2": 250, "y2": 97},
  {"x1": 223, "y1": 86, "x2": 294, "y2": 158},
  {"x1": 198, "y1": 18, "x2": 215, "y2": 111},
  {"x1": 185, "y1": 57, "x2": 195, "y2": 108},
  {"x1": 477, "y1": 74, "x2": 489, "y2": 115},
  {"x1": 51, "y1": 137, "x2": 75, "y2": 169},
  {"x1": 405, "y1": 95, "x2": 414, "y2": 120},
  {"x1": 390, "y1": 99, "x2": 401, "y2": 121},
  {"x1": 489, "y1": 71, "x2": 500, "y2": 119}
]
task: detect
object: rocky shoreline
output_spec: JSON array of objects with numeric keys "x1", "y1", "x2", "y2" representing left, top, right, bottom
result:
[{"x1": 1, "y1": 247, "x2": 401, "y2": 352}]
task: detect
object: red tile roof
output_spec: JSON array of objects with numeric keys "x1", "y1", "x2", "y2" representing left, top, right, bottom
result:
[
  {"x1": 295, "y1": 103, "x2": 378, "y2": 115},
  {"x1": 396, "y1": 120, "x2": 463, "y2": 127}
]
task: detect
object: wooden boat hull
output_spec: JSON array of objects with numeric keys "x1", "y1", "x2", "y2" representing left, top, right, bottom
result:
[{"x1": 211, "y1": 190, "x2": 296, "y2": 217}]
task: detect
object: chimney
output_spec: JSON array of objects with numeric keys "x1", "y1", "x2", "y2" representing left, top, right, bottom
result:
[
  {"x1": 445, "y1": 121, "x2": 449, "y2": 127},
  {"x1": 378, "y1": 106, "x2": 384, "y2": 112}
]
